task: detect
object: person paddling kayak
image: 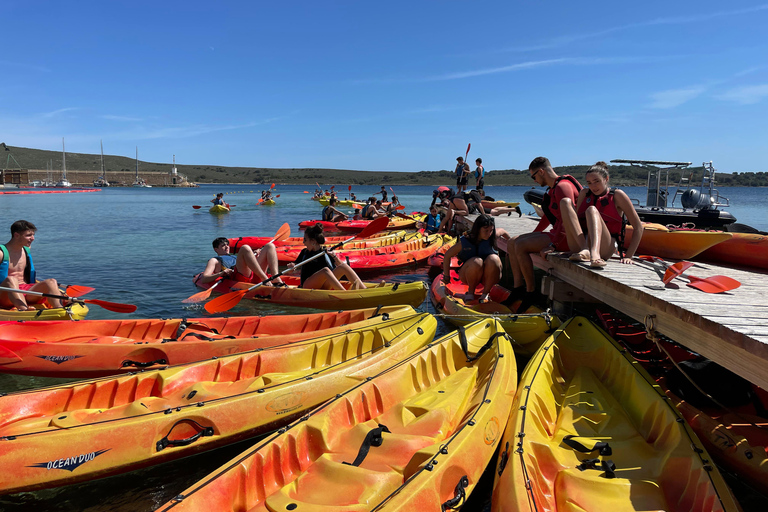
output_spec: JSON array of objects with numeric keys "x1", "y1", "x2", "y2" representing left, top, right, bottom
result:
[{"x1": 0, "y1": 220, "x2": 63, "y2": 311}]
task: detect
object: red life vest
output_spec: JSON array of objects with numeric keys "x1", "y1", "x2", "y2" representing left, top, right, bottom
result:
[{"x1": 577, "y1": 189, "x2": 624, "y2": 236}]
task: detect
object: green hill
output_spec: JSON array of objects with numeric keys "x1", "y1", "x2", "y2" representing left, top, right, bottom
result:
[{"x1": 3, "y1": 144, "x2": 766, "y2": 186}]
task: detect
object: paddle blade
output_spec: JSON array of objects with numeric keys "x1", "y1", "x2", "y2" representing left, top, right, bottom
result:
[
  {"x1": 270, "y1": 183, "x2": 275, "y2": 189},
  {"x1": 303, "y1": 191, "x2": 309, "y2": 193},
  {"x1": 465, "y1": 143, "x2": 471, "y2": 157},
  {"x1": 182, "y1": 287, "x2": 215, "y2": 304},
  {"x1": 83, "y1": 299, "x2": 137, "y2": 313},
  {"x1": 662, "y1": 261, "x2": 695, "y2": 285},
  {"x1": 686, "y1": 275, "x2": 741, "y2": 293},
  {"x1": 271, "y1": 223, "x2": 291, "y2": 243},
  {"x1": 358, "y1": 217, "x2": 390, "y2": 238},
  {"x1": 348, "y1": 185, "x2": 352, "y2": 191},
  {"x1": 204, "y1": 289, "x2": 248, "y2": 314},
  {"x1": 65, "y1": 285, "x2": 95, "y2": 297},
  {"x1": 192, "y1": 205, "x2": 202, "y2": 209}
]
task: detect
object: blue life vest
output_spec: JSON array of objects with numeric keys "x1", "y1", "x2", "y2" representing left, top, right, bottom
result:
[
  {"x1": 425, "y1": 213, "x2": 442, "y2": 231},
  {"x1": 456, "y1": 236, "x2": 497, "y2": 263},
  {"x1": 215, "y1": 254, "x2": 238, "y2": 269},
  {"x1": 475, "y1": 166, "x2": 484, "y2": 179},
  {"x1": 0, "y1": 244, "x2": 36, "y2": 283}
]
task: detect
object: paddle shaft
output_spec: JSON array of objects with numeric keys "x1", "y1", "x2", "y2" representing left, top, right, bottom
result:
[{"x1": 0, "y1": 285, "x2": 137, "y2": 312}]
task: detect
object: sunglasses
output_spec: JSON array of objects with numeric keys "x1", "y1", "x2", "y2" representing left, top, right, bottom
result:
[{"x1": 530, "y1": 169, "x2": 541, "y2": 180}]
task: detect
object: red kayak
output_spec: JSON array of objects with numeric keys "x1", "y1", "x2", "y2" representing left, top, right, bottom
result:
[
  {"x1": 336, "y1": 217, "x2": 416, "y2": 232},
  {"x1": 298, "y1": 220, "x2": 341, "y2": 231},
  {"x1": 228, "y1": 230, "x2": 409, "y2": 250}
]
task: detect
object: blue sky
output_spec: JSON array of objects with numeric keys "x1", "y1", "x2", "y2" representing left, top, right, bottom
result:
[{"x1": 2, "y1": 1, "x2": 767, "y2": 172}]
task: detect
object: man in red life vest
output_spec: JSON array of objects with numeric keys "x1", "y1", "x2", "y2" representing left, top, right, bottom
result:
[{"x1": 506, "y1": 157, "x2": 582, "y2": 313}]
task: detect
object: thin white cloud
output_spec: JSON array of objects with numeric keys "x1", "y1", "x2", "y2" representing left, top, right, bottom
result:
[
  {"x1": 717, "y1": 84, "x2": 768, "y2": 105},
  {"x1": 648, "y1": 86, "x2": 706, "y2": 109},
  {"x1": 40, "y1": 107, "x2": 78, "y2": 118},
  {"x1": 101, "y1": 115, "x2": 144, "y2": 122},
  {"x1": 504, "y1": 4, "x2": 768, "y2": 53}
]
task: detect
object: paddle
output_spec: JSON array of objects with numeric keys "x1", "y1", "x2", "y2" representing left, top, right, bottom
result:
[
  {"x1": 635, "y1": 256, "x2": 741, "y2": 293},
  {"x1": 183, "y1": 223, "x2": 292, "y2": 304},
  {"x1": 65, "y1": 285, "x2": 95, "y2": 297},
  {"x1": 204, "y1": 217, "x2": 389, "y2": 313},
  {"x1": 0, "y1": 285, "x2": 137, "y2": 313}
]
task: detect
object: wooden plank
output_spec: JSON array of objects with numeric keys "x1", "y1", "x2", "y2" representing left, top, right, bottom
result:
[{"x1": 544, "y1": 255, "x2": 768, "y2": 389}]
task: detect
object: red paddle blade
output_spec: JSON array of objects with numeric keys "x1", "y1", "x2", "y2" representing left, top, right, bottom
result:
[
  {"x1": 303, "y1": 191, "x2": 309, "y2": 193},
  {"x1": 465, "y1": 143, "x2": 471, "y2": 157},
  {"x1": 348, "y1": 185, "x2": 352, "y2": 191},
  {"x1": 686, "y1": 275, "x2": 741, "y2": 293},
  {"x1": 662, "y1": 261, "x2": 695, "y2": 284},
  {"x1": 205, "y1": 289, "x2": 248, "y2": 314},
  {"x1": 65, "y1": 285, "x2": 95, "y2": 297},
  {"x1": 83, "y1": 299, "x2": 137, "y2": 313},
  {"x1": 358, "y1": 217, "x2": 390, "y2": 238},
  {"x1": 270, "y1": 183, "x2": 275, "y2": 189},
  {"x1": 192, "y1": 205, "x2": 202, "y2": 209}
]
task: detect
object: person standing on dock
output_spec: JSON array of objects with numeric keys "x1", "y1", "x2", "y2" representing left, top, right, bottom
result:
[
  {"x1": 560, "y1": 161, "x2": 644, "y2": 268},
  {"x1": 0, "y1": 220, "x2": 63, "y2": 310},
  {"x1": 455, "y1": 157, "x2": 470, "y2": 193},
  {"x1": 475, "y1": 158, "x2": 485, "y2": 190},
  {"x1": 506, "y1": 157, "x2": 582, "y2": 313}
]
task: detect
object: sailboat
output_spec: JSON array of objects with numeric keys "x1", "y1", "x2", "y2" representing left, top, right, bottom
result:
[
  {"x1": 56, "y1": 138, "x2": 72, "y2": 187},
  {"x1": 93, "y1": 140, "x2": 109, "y2": 187},
  {"x1": 132, "y1": 147, "x2": 152, "y2": 188}
]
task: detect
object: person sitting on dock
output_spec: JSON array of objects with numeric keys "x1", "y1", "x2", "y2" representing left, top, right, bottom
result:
[
  {"x1": 287, "y1": 223, "x2": 366, "y2": 290},
  {"x1": 560, "y1": 161, "x2": 644, "y2": 268},
  {"x1": 506, "y1": 157, "x2": 582, "y2": 313},
  {"x1": 441, "y1": 215, "x2": 502, "y2": 303},
  {"x1": 211, "y1": 193, "x2": 225, "y2": 206},
  {"x1": 198, "y1": 237, "x2": 283, "y2": 287},
  {"x1": 0, "y1": 220, "x2": 64, "y2": 311},
  {"x1": 321, "y1": 198, "x2": 348, "y2": 223}
]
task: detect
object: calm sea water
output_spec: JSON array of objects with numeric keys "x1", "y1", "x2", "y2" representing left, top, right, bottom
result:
[{"x1": 0, "y1": 183, "x2": 766, "y2": 511}]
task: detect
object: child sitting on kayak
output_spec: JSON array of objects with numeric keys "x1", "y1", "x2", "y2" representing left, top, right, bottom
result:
[
  {"x1": 440, "y1": 215, "x2": 502, "y2": 303},
  {"x1": 321, "y1": 198, "x2": 348, "y2": 222},
  {"x1": 211, "y1": 193, "x2": 225, "y2": 206},
  {"x1": 198, "y1": 237, "x2": 283, "y2": 287},
  {"x1": 287, "y1": 223, "x2": 366, "y2": 290},
  {"x1": 559, "y1": 161, "x2": 644, "y2": 268}
]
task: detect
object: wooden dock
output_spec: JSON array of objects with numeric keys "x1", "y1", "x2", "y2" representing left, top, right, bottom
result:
[{"x1": 456, "y1": 213, "x2": 768, "y2": 389}]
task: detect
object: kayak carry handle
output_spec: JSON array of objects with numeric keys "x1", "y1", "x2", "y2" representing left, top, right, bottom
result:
[
  {"x1": 441, "y1": 475, "x2": 469, "y2": 511},
  {"x1": 156, "y1": 419, "x2": 214, "y2": 451},
  {"x1": 342, "y1": 424, "x2": 390, "y2": 467},
  {"x1": 121, "y1": 358, "x2": 168, "y2": 369}
]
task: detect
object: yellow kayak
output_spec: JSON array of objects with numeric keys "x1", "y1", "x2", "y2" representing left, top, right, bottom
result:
[
  {"x1": 318, "y1": 198, "x2": 359, "y2": 207},
  {"x1": 492, "y1": 316, "x2": 739, "y2": 512},
  {"x1": 208, "y1": 204, "x2": 230, "y2": 214},
  {"x1": 0, "y1": 302, "x2": 88, "y2": 321},
  {"x1": 156, "y1": 318, "x2": 516, "y2": 512},
  {"x1": 261, "y1": 199, "x2": 276, "y2": 206}
]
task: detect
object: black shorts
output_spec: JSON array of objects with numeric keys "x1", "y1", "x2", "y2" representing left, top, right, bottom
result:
[
  {"x1": 457, "y1": 176, "x2": 468, "y2": 186},
  {"x1": 476, "y1": 178, "x2": 484, "y2": 190}
]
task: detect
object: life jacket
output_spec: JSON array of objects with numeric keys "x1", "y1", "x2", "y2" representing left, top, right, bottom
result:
[
  {"x1": 0, "y1": 244, "x2": 35, "y2": 283},
  {"x1": 425, "y1": 213, "x2": 442, "y2": 231},
  {"x1": 362, "y1": 204, "x2": 376, "y2": 220},
  {"x1": 456, "y1": 236, "x2": 497, "y2": 263},
  {"x1": 578, "y1": 189, "x2": 624, "y2": 235},
  {"x1": 475, "y1": 166, "x2": 484, "y2": 179},
  {"x1": 322, "y1": 206, "x2": 333, "y2": 221},
  {"x1": 540, "y1": 175, "x2": 583, "y2": 226}
]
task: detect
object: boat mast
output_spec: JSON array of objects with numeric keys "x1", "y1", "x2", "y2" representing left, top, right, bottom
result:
[
  {"x1": 135, "y1": 147, "x2": 139, "y2": 182},
  {"x1": 61, "y1": 138, "x2": 67, "y2": 181},
  {"x1": 100, "y1": 140, "x2": 105, "y2": 180}
]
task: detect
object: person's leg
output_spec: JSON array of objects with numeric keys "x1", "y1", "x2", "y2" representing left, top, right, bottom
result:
[
  {"x1": 0, "y1": 276, "x2": 32, "y2": 310},
  {"x1": 438, "y1": 208, "x2": 453, "y2": 233},
  {"x1": 236, "y1": 246, "x2": 272, "y2": 284},
  {"x1": 29, "y1": 278, "x2": 63, "y2": 308},
  {"x1": 303, "y1": 267, "x2": 345, "y2": 290},
  {"x1": 560, "y1": 197, "x2": 589, "y2": 260},
  {"x1": 513, "y1": 232, "x2": 551, "y2": 292},
  {"x1": 479, "y1": 254, "x2": 502, "y2": 301},
  {"x1": 584, "y1": 207, "x2": 613, "y2": 266},
  {"x1": 458, "y1": 257, "x2": 484, "y2": 299},
  {"x1": 254, "y1": 243, "x2": 283, "y2": 283},
  {"x1": 331, "y1": 263, "x2": 366, "y2": 289}
]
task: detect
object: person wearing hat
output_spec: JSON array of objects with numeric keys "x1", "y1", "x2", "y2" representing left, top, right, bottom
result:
[{"x1": 455, "y1": 157, "x2": 470, "y2": 193}]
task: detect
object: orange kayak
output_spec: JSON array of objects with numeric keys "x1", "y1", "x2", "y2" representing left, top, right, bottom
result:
[
  {"x1": 336, "y1": 217, "x2": 416, "y2": 232},
  {"x1": 0, "y1": 312, "x2": 436, "y2": 494},
  {"x1": 625, "y1": 223, "x2": 732, "y2": 260},
  {"x1": 228, "y1": 230, "x2": 409, "y2": 250},
  {"x1": 193, "y1": 274, "x2": 428, "y2": 310},
  {"x1": 698, "y1": 231, "x2": 768, "y2": 270},
  {"x1": 277, "y1": 234, "x2": 451, "y2": 271},
  {"x1": 430, "y1": 272, "x2": 558, "y2": 354},
  {"x1": 0, "y1": 306, "x2": 417, "y2": 377},
  {"x1": 156, "y1": 318, "x2": 516, "y2": 512}
]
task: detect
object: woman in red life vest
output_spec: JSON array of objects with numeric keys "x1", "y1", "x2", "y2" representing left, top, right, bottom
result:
[{"x1": 560, "y1": 161, "x2": 643, "y2": 268}]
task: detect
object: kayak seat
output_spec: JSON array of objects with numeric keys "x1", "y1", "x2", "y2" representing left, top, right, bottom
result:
[
  {"x1": 553, "y1": 469, "x2": 667, "y2": 512},
  {"x1": 48, "y1": 397, "x2": 172, "y2": 428}
]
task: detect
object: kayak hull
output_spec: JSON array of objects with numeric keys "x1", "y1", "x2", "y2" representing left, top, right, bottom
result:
[
  {"x1": 625, "y1": 223, "x2": 732, "y2": 260},
  {"x1": 0, "y1": 302, "x2": 88, "y2": 321},
  {"x1": 0, "y1": 313, "x2": 437, "y2": 494},
  {"x1": 491, "y1": 316, "x2": 739, "y2": 512},
  {"x1": 193, "y1": 274, "x2": 428, "y2": 310},
  {"x1": 208, "y1": 205, "x2": 230, "y2": 214},
  {"x1": 0, "y1": 306, "x2": 417, "y2": 377},
  {"x1": 698, "y1": 232, "x2": 768, "y2": 270},
  {"x1": 228, "y1": 230, "x2": 408, "y2": 250},
  {"x1": 156, "y1": 318, "x2": 516, "y2": 512}
]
